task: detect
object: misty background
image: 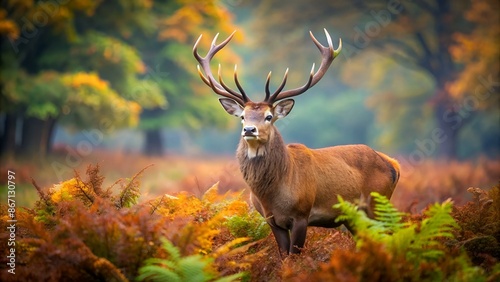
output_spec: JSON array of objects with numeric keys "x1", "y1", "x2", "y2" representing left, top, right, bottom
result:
[{"x1": 1, "y1": 0, "x2": 499, "y2": 163}]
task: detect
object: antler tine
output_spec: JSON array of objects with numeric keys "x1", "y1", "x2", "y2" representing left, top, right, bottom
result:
[
  {"x1": 268, "y1": 29, "x2": 341, "y2": 103},
  {"x1": 217, "y1": 65, "x2": 249, "y2": 104},
  {"x1": 233, "y1": 65, "x2": 249, "y2": 103},
  {"x1": 218, "y1": 65, "x2": 241, "y2": 95},
  {"x1": 265, "y1": 71, "x2": 272, "y2": 101},
  {"x1": 193, "y1": 31, "x2": 249, "y2": 105},
  {"x1": 265, "y1": 68, "x2": 289, "y2": 103}
]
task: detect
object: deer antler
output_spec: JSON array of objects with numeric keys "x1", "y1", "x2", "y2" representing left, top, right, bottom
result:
[
  {"x1": 265, "y1": 29, "x2": 342, "y2": 104},
  {"x1": 193, "y1": 31, "x2": 250, "y2": 106},
  {"x1": 194, "y1": 29, "x2": 341, "y2": 105}
]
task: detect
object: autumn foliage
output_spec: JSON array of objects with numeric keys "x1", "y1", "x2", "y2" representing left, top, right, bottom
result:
[
  {"x1": 0, "y1": 162, "x2": 499, "y2": 281},
  {"x1": 0, "y1": 164, "x2": 269, "y2": 281}
]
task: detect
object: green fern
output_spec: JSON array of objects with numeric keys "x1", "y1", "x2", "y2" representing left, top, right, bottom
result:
[
  {"x1": 334, "y1": 193, "x2": 403, "y2": 242},
  {"x1": 136, "y1": 238, "x2": 243, "y2": 282},
  {"x1": 334, "y1": 192, "x2": 459, "y2": 265},
  {"x1": 225, "y1": 210, "x2": 270, "y2": 241},
  {"x1": 114, "y1": 165, "x2": 152, "y2": 208},
  {"x1": 371, "y1": 192, "x2": 407, "y2": 234},
  {"x1": 403, "y1": 199, "x2": 458, "y2": 262}
]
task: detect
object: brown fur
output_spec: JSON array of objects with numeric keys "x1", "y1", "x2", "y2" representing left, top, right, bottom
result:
[
  {"x1": 234, "y1": 103, "x2": 400, "y2": 255},
  {"x1": 194, "y1": 29, "x2": 383, "y2": 256}
]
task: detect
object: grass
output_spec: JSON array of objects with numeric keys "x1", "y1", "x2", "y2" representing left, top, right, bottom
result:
[
  {"x1": 0, "y1": 149, "x2": 498, "y2": 211},
  {"x1": 0, "y1": 149, "x2": 245, "y2": 208},
  {"x1": 0, "y1": 183, "x2": 39, "y2": 208},
  {"x1": 0, "y1": 149, "x2": 499, "y2": 281}
]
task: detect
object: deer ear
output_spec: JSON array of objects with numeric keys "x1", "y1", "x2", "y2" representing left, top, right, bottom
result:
[
  {"x1": 274, "y1": 99, "x2": 295, "y2": 119},
  {"x1": 219, "y1": 98, "x2": 244, "y2": 117}
]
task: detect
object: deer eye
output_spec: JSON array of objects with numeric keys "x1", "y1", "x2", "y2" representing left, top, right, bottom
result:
[{"x1": 265, "y1": 115, "x2": 273, "y2": 121}]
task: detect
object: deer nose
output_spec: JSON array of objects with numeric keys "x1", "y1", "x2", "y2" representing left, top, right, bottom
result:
[{"x1": 243, "y1": 126, "x2": 257, "y2": 135}]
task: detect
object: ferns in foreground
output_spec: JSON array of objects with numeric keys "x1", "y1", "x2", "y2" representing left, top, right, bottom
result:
[
  {"x1": 327, "y1": 192, "x2": 490, "y2": 281},
  {"x1": 136, "y1": 238, "x2": 244, "y2": 282},
  {"x1": 335, "y1": 192, "x2": 458, "y2": 264},
  {"x1": 225, "y1": 210, "x2": 270, "y2": 241}
]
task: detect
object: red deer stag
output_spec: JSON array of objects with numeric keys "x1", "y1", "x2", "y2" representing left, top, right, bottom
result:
[{"x1": 193, "y1": 29, "x2": 400, "y2": 255}]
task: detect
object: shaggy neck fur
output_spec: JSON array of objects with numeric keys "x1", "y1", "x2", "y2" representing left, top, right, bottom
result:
[{"x1": 236, "y1": 127, "x2": 290, "y2": 198}]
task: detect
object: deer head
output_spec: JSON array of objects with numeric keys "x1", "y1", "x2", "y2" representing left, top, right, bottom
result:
[
  {"x1": 193, "y1": 29, "x2": 342, "y2": 157},
  {"x1": 193, "y1": 30, "x2": 400, "y2": 257}
]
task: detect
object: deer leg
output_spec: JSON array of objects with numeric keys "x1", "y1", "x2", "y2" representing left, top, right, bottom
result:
[
  {"x1": 289, "y1": 218, "x2": 308, "y2": 254},
  {"x1": 342, "y1": 221, "x2": 356, "y2": 236},
  {"x1": 269, "y1": 224, "x2": 290, "y2": 257}
]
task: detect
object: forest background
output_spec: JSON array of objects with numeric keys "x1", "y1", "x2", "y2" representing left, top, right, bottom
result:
[
  {"x1": 0, "y1": 1, "x2": 499, "y2": 281},
  {"x1": 0, "y1": 0, "x2": 499, "y2": 209}
]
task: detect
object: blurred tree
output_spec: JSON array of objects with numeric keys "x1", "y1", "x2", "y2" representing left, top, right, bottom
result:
[
  {"x1": 131, "y1": 0, "x2": 242, "y2": 156},
  {"x1": 0, "y1": 0, "x2": 162, "y2": 158},
  {"x1": 248, "y1": 0, "x2": 499, "y2": 159},
  {"x1": 278, "y1": 90, "x2": 376, "y2": 149},
  {"x1": 447, "y1": 0, "x2": 500, "y2": 157},
  {"x1": 0, "y1": 0, "x2": 240, "y2": 158}
]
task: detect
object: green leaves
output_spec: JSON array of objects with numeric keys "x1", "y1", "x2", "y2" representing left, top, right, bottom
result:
[
  {"x1": 371, "y1": 192, "x2": 407, "y2": 233},
  {"x1": 136, "y1": 238, "x2": 244, "y2": 282},
  {"x1": 225, "y1": 210, "x2": 271, "y2": 241},
  {"x1": 405, "y1": 199, "x2": 458, "y2": 262},
  {"x1": 334, "y1": 192, "x2": 459, "y2": 264},
  {"x1": 59, "y1": 72, "x2": 142, "y2": 130}
]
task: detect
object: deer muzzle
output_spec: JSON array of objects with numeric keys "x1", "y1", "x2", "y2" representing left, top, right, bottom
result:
[{"x1": 242, "y1": 125, "x2": 258, "y2": 140}]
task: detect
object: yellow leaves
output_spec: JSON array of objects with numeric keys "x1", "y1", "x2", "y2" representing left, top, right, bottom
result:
[
  {"x1": 211, "y1": 237, "x2": 252, "y2": 258},
  {"x1": 158, "y1": 182, "x2": 233, "y2": 221},
  {"x1": 128, "y1": 101, "x2": 141, "y2": 126},
  {"x1": 142, "y1": 0, "x2": 153, "y2": 9},
  {"x1": 464, "y1": 0, "x2": 499, "y2": 24},
  {"x1": 448, "y1": 0, "x2": 499, "y2": 104},
  {"x1": 3, "y1": 0, "x2": 100, "y2": 42},
  {"x1": 0, "y1": 9, "x2": 19, "y2": 39},
  {"x1": 212, "y1": 238, "x2": 269, "y2": 271},
  {"x1": 154, "y1": 182, "x2": 253, "y2": 255},
  {"x1": 157, "y1": 192, "x2": 203, "y2": 220},
  {"x1": 101, "y1": 42, "x2": 145, "y2": 73},
  {"x1": 103, "y1": 48, "x2": 112, "y2": 60},
  {"x1": 65, "y1": 72, "x2": 109, "y2": 91},
  {"x1": 69, "y1": 0, "x2": 102, "y2": 17},
  {"x1": 160, "y1": 5, "x2": 204, "y2": 42},
  {"x1": 50, "y1": 178, "x2": 89, "y2": 203},
  {"x1": 201, "y1": 182, "x2": 220, "y2": 203},
  {"x1": 223, "y1": 198, "x2": 249, "y2": 216},
  {"x1": 57, "y1": 71, "x2": 143, "y2": 129},
  {"x1": 158, "y1": 0, "x2": 242, "y2": 53}
]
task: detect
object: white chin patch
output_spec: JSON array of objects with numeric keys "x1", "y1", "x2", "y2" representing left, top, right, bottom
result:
[
  {"x1": 246, "y1": 145, "x2": 266, "y2": 158},
  {"x1": 243, "y1": 136, "x2": 258, "y2": 141},
  {"x1": 247, "y1": 147, "x2": 258, "y2": 158},
  {"x1": 242, "y1": 136, "x2": 265, "y2": 158}
]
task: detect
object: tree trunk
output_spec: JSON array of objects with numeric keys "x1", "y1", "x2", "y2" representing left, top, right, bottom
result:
[
  {"x1": 0, "y1": 113, "x2": 18, "y2": 159},
  {"x1": 143, "y1": 129, "x2": 164, "y2": 156},
  {"x1": 434, "y1": 101, "x2": 458, "y2": 159},
  {"x1": 19, "y1": 117, "x2": 45, "y2": 158},
  {"x1": 15, "y1": 116, "x2": 57, "y2": 159},
  {"x1": 433, "y1": 0, "x2": 458, "y2": 160},
  {"x1": 40, "y1": 117, "x2": 57, "y2": 157}
]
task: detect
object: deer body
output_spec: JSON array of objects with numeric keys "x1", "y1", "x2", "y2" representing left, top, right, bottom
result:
[
  {"x1": 193, "y1": 29, "x2": 400, "y2": 255},
  {"x1": 231, "y1": 101, "x2": 399, "y2": 254},
  {"x1": 242, "y1": 143, "x2": 398, "y2": 228}
]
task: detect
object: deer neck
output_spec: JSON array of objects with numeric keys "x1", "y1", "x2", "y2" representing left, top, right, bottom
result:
[{"x1": 237, "y1": 127, "x2": 290, "y2": 196}]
